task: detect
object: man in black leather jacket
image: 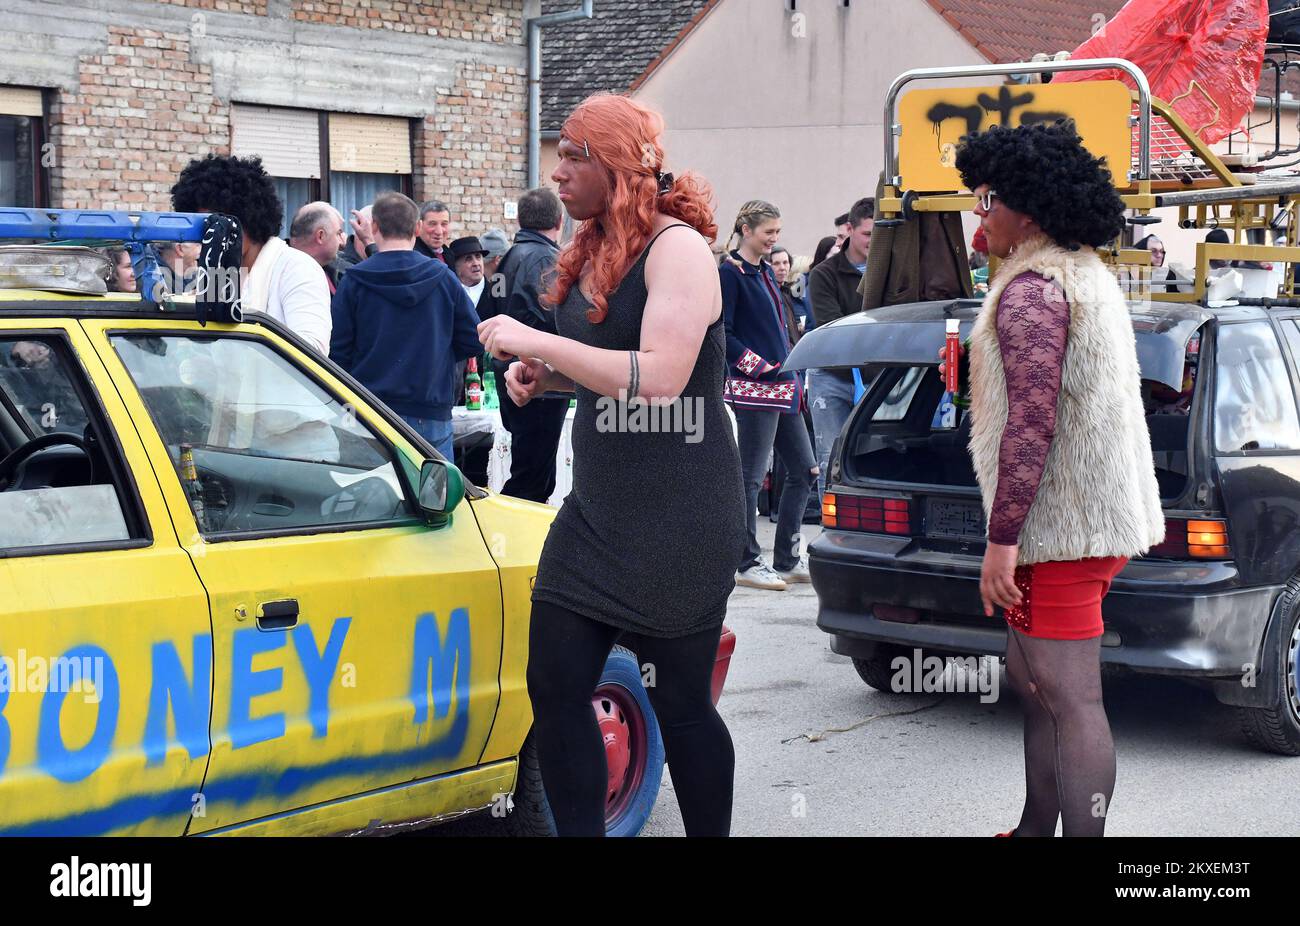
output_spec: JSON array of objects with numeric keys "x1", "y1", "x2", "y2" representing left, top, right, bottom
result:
[{"x1": 486, "y1": 187, "x2": 567, "y2": 503}]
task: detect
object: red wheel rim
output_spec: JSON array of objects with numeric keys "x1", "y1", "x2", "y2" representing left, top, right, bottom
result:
[{"x1": 592, "y1": 683, "x2": 648, "y2": 827}]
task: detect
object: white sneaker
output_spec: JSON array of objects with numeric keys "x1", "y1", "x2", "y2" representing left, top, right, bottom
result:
[
  {"x1": 737, "y1": 561, "x2": 788, "y2": 591},
  {"x1": 777, "y1": 557, "x2": 811, "y2": 584}
]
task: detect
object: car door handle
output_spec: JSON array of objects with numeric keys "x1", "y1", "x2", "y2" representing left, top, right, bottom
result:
[{"x1": 257, "y1": 599, "x2": 299, "y2": 631}]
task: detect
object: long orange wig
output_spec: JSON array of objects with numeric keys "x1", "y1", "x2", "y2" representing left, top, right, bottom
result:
[{"x1": 547, "y1": 93, "x2": 717, "y2": 324}]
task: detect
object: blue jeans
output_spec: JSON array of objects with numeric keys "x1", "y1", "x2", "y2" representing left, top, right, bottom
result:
[
  {"x1": 735, "y1": 406, "x2": 816, "y2": 573},
  {"x1": 402, "y1": 415, "x2": 455, "y2": 462},
  {"x1": 808, "y1": 369, "x2": 857, "y2": 498}
]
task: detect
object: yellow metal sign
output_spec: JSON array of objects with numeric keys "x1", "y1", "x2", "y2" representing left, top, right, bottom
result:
[{"x1": 898, "y1": 80, "x2": 1133, "y2": 192}]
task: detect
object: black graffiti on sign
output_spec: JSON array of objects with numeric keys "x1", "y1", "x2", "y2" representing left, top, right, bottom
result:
[{"x1": 925, "y1": 86, "x2": 1070, "y2": 142}]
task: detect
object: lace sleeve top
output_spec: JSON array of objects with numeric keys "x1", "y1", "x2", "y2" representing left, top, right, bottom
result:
[{"x1": 987, "y1": 270, "x2": 1071, "y2": 546}]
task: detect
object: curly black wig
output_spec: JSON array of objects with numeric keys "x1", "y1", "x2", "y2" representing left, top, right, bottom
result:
[
  {"x1": 170, "y1": 154, "x2": 283, "y2": 245},
  {"x1": 955, "y1": 120, "x2": 1126, "y2": 251}
]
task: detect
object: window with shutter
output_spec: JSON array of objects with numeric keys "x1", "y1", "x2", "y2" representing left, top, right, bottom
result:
[
  {"x1": 327, "y1": 113, "x2": 413, "y2": 221},
  {"x1": 232, "y1": 105, "x2": 322, "y2": 238},
  {"x1": 0, "y1": 86, "x2": 45, "y2": 208}
]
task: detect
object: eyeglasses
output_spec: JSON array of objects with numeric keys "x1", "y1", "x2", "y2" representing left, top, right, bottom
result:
[{"x1": 975, "y1": 190, "x2": 999, "y2": 212}]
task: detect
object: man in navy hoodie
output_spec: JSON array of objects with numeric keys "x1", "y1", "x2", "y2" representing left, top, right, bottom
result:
[{"x1": 330, "y1": 191, "x2": 482, "y2": 461}]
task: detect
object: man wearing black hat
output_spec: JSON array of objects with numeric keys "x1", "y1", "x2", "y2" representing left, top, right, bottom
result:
[{"x1": 449, "y1": 235, "x2": 491, "y2": 314}]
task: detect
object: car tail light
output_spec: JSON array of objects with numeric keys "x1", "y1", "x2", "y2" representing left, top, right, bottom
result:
[
  {"x1": 822, "y1": 492, "x2": 914, "y2": 536},
  {"x1": 1147, "y1": 517, "x2": 1230, "y2": 559},
  {"x1": 874, "y1": 604, "x2": 921, "y2": 623}
]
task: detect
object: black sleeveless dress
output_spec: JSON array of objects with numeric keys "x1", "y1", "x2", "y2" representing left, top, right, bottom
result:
[{"x1": 531, "y1": 225, "x2": 747, "y2": 638}]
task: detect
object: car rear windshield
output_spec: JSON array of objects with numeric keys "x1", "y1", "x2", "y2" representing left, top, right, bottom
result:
[{"x1": 843, "y1": 344, "x2": 1201, "y2": 502}]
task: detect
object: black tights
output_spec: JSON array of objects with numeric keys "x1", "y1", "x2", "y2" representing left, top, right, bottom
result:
[
  {"x1": 1004, "y1": 630, "x2": 1115, "y2": 837},
  {"x1": 526, "y1": 601, "x2": 735, "y2": 837}
]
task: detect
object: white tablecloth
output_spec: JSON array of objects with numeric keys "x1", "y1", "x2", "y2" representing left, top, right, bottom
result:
[{"x1": 453, "y1": 405, "x2": 576, "y2": 507}]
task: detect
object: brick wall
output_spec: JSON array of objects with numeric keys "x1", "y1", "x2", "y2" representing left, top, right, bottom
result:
[
  {"x1": 49, "y1": 25, "x2": 229, "y2": 210},
  {"x1": 31, "y1": 2, "x2": 529, "y2": 228},
  {"x1": 414, "y1": 61, "x2": 528, "y2": 234},
  {"x1": 293, "y1": 0, "x2": 524, "y2": 43}
]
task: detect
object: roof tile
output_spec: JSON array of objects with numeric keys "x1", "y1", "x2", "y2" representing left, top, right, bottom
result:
[
  {"x1": 540, "y1": 0, "x2": 716, "y2": 132},
  {"x1": 924, "y1": 0, "x2": 1128, "y2": 62}
]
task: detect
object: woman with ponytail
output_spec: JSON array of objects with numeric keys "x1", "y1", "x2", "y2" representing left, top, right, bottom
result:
[
  {"x1": 477, "y1": 93, "x2": 745, "y2": 837},
  {"x1": 721, "y1": 200, "x2": 816, "y2": 592}
]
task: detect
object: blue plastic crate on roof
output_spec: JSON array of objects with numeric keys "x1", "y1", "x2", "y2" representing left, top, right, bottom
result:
[
  {"x1": 0, "y1": 209, "x2": 235, "y2": 314},
  {"x1": 0, "y1": 208, "x2": 207, "y2": 243}
]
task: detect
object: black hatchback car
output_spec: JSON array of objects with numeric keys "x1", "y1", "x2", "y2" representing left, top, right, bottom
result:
[{"x1": 787, "y1": 298, "x2": 1300, "y2": 755}]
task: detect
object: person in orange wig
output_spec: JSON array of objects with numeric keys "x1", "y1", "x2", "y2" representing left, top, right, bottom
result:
[{"x1": 477, "y1": 94, "x2": 746, "y2": 836}]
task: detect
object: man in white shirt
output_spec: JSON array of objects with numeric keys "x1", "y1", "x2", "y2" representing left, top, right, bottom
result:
[
  {"x1": 171, "y1": 155, "x2": 332, "y2": 354},
  {"x1": 289, "y1": 201, "x2": 346, "y2": 294}
]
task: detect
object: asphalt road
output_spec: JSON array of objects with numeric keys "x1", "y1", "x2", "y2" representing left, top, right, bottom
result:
[{"x1": 441, "y1": 521, "x2": 1300, "y2": 837}]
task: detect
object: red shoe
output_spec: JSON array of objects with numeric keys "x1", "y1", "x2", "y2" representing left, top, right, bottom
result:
[{"x1": 994, "y1": 830, "x2": 1015, "y2": 837}]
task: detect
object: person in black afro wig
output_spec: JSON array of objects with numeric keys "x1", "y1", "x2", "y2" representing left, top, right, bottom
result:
[
  {"x1": 171, "y1": 153, "x2": 284, "y2": 246},
  {"x1": 955, "y1": 120, "x2": 1126, "y2": 253}
]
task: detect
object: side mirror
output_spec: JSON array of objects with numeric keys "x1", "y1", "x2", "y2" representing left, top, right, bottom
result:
[{"x1": 418, "y1": 459, "x2": 465, "y2": 519}]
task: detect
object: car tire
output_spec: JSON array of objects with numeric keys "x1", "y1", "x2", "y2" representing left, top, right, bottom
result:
[
  {"x1": 852, "y1": 644, "x2": 918, "y2": 692},
  {"x1": 853, "y1": 647, "x2": 992, "y2": 695},
  {"x1": 505, "y1": 645, "x2": 666, "y2": 836},
  {"x1": 501, "y1": 731, "x2": 554, "y2": 837},
  {"x1": 1238, "y1": 579, "x2": 1300, "y2": 756}
]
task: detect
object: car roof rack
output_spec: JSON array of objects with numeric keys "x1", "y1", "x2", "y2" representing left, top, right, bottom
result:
[
  {"x1": 0, "y1": 208, "x2": 206, "y2": 244},
  {"x1": 0, "y1": 208, "x2": 239, "y2": 319},
  {"x1": 879, "y1": 57, "x2": 1300, "y2": 306}
]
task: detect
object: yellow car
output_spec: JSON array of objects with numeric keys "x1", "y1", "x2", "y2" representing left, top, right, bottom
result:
[{"x1": 0, "y1": 212, "x2": 735, "y2": 836}]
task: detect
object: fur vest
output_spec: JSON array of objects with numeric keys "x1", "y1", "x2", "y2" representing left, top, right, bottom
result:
[{"x1": 968, "y1": 235, "x2": 1165, "y2": 566}]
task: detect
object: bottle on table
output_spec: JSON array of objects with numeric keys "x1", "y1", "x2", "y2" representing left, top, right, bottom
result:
[
  {"x1": 465, "y1": 357, "x2": 483, "y2": 411},
  {"x1": 483, "y1": 363, "x2": 499, "y2": 410}
]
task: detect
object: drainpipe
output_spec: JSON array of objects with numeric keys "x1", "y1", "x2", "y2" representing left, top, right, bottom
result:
[{"x1": 527, "y1": 0, "x2": 594, "y2": 189}]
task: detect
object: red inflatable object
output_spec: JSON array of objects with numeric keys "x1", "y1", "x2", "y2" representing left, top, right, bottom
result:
[{"x1": 1055, "y1": 0, "x2": 1270, "y2": 145}]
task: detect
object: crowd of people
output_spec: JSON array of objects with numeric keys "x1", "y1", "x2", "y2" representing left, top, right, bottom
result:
[
  {"x1": 97, "y1": 143, "x2": 900, "y2": 599},
  {"x1": 99, "y1": 147, "x2": 882, "y2": 552},
  {"x1": 99, "y1": 153, "x2": 574, "y2": 486}
]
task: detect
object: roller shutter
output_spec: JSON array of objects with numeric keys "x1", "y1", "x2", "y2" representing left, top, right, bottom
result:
[
  {"x1": 231, "y1": 104, "x2": 320, "y2": 179},
  {"x1": 328, "y1": 113, "x2": 411, "y2": 174}
]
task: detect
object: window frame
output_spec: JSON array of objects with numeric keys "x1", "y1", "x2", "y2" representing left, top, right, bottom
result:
[
  {"x1": 0, "y1": 328, "x2": 153, "y2": 559},
  {"x1": 323, "y1": 112, "x2": 414, "y2": 194},
  {"x1": 0, "y1": 84, "x2": 51, "y2": 208},
  {"x1": 230, "y1": 104, "x2": 413, "y2": 226},
  {"x1": 1211, "y1": 318, "x2": 1300, "y2": 458},
  {"x1": 107, "y1": 328, "x2": 427, "y2": 544}
]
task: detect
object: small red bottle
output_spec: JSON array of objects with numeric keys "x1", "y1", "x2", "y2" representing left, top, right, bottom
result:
[
  {"x1": 465, "y1": 358, "x2": 483, "y2": 410},
  {"x1": 944, "y1": 319, "x2": 961, "y2": 394}
]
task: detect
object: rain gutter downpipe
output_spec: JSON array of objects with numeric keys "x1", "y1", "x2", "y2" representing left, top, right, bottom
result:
[{"x1": 528, "y1": 0, "x2": 594, "y2": 189}]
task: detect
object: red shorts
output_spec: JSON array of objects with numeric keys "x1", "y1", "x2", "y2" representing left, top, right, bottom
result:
[{"x1": 1003, "y1": 556, "x2": 1128, "y2": 640}]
